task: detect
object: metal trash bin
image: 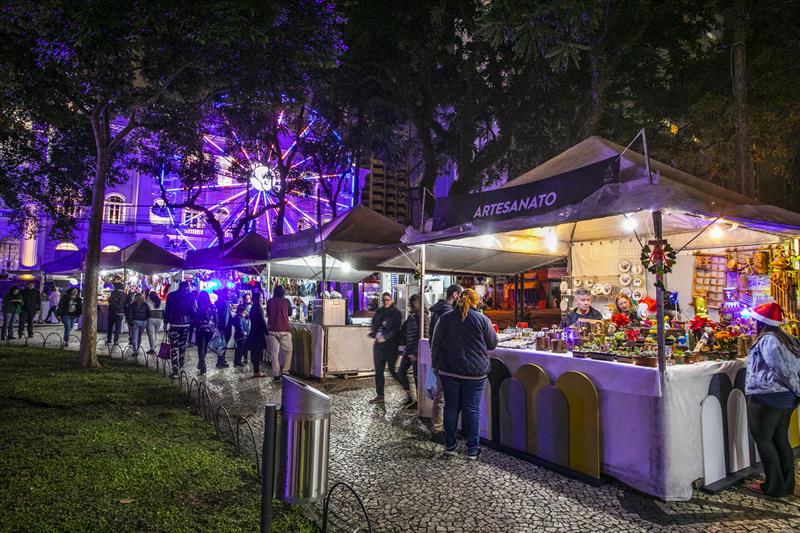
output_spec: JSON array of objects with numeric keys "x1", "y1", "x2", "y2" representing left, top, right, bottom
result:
[{"x1": 277, "y1": 375, "x2": 331, "y2": 504}]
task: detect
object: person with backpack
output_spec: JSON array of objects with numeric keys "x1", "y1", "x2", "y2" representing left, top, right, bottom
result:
[
  {"x1": 106, "y1": 283, "x2": 127, "y2": 345},
  {"x1": 2, "y1": 287, "x2": 23, "y2": 340},
  {"x1": 163, "y1": 281, "x2": 195, "y2": 378},
  {"x1": 57, "y1": 287, "x2": 82, "y2": 347},
  {"x1": 145, "y1": 290, "x2": 164, "y2": 355},
  {"x1": 232, "y1": 304, "x2": 251, "y2": 368}
]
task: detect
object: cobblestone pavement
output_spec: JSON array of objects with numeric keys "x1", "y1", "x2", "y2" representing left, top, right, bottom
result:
[{"x1": 19, "y1": 325, "x2": 800, "y2": 532}]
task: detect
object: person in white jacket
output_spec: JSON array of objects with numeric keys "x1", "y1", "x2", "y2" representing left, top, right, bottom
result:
[{"x1": 744, "y1": 302, "x2": 800, "y2": 497}]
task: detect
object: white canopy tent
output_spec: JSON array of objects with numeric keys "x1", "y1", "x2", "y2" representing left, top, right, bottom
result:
[
  {"x1": 384, "y1": 136, "x2": 800, "y2": 273},
  {"x1": 392, "y1": 135, "x2": 800, "y2": 372}
]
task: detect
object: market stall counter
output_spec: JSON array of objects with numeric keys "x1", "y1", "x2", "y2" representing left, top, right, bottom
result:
[
  {"x1": 417, "y1": 340, "x2": 791, "y2": 501},
  {"x1": 290, "y1": 322, "x2": 374, "y2": 379}
]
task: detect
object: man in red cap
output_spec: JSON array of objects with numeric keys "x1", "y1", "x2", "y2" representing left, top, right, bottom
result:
[{"x1": 744, "y1": 301, "x2": 800, "y2": 497}]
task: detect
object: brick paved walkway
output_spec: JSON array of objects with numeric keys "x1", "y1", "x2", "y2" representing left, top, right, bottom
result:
[{"x1": 23, "y1": 325, "x2": 800, "y2": 532}]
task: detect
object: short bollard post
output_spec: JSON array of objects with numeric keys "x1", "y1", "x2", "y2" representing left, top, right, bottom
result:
[{"x1": 261, "y1": 403, "x2": 278, "y2": 533}]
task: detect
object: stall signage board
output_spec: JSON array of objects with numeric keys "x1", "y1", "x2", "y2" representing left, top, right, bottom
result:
[
  {"x1": 269, "y1": 228, "x2": 319, "y2": 260},
  {"x1": 432, "y1": 157, "x2": 620, "y2": 231}
]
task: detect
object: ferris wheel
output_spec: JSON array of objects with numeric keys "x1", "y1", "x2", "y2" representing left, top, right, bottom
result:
[{"x1": 159, "y1": 104, "x2": 356, "y2": 250}]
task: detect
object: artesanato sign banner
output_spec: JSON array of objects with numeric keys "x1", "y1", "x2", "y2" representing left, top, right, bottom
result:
[{"x1": 432, "y1": 157, "x2": 620, "y2": 231}]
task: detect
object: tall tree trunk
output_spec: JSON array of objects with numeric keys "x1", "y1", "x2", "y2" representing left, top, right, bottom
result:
[
  {"x1": 732, "y1": 0, "x2": 754, "y2": 198},
  {"x1": 77, "y1": 153, "x2": 108, "y2": 368}
]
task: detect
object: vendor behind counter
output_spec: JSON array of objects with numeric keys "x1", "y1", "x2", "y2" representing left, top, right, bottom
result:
[{"x1": 560, "y1": 287, "x2": 603, "y2": 327}]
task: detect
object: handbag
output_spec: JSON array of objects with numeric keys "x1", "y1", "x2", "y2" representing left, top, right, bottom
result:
[
  {"x1": 209, "y1": 331, "x2": 227, "y2": 355},
  {"x1": 157, "y1": 332, "x2": 171, "y2": 360},
  {"x1": 425, "y1": 366, "x2": 438, "y2": 400}
]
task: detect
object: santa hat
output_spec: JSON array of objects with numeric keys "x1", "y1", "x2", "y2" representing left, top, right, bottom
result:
[{"x1": 751, "y1": 302, "x2": 784, "y2": 326}]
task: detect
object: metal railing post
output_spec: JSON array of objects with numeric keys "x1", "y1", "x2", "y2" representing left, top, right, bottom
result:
[{"x1": 261, "y1": 403, "x2": 278, "y2": 533}]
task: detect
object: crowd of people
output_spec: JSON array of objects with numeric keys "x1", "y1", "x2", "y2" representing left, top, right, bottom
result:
[
  {"x1": 368, "y1": 283, "x2": 498, "y2": 461},
  {"x1": 160, "y1": 281, "x2": 293, "y2": 381},
  {"x1": 2, "y1": 282, "x2": 82, "y2": 345}
]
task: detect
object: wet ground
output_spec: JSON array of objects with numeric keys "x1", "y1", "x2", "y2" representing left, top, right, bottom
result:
[{"x1": 19, "y1": 325, "x2": 800, "y2": 532}]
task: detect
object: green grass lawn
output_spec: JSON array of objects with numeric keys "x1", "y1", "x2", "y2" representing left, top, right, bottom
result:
[{"x1": 0, "y1": 347, "x2": 317, "y2": 533}]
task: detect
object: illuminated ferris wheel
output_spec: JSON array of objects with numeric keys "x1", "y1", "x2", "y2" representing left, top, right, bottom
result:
[{"x1": 160, "y1": 104, "x2": 356, "y2": 249}]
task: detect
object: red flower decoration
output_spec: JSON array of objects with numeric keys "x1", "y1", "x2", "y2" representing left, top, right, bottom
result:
[
  {"x1": 611, "y1": 313, "x2": 631, "y2": 328},
  {"x1": 624, "y1": 328, "x2": 641, "y2": 342},
  {"x1": 689, "y1": 315, "x2": 715, "y2": 332}
]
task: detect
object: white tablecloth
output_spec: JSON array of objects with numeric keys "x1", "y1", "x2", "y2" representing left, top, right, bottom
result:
[{"x1": 418, "y1": 340, "x2": 745, "y2": 501}]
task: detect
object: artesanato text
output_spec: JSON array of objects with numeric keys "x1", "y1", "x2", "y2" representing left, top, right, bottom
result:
[{"x1": 473, "y1": 192, "x2": 557, "y2": 219}]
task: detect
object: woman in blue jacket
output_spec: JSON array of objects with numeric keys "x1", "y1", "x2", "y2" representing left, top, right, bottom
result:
[
  {"x1": 431, "y1": 288, "x2": 497, "y2": 460},
  {"x1": 745, "y1": 302, "x2": 800, "y2": 496}
]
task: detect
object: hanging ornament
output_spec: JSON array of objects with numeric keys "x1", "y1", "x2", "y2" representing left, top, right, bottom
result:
[{"x1": 641, "y1": 239, "x2": 677, "y2": 291}]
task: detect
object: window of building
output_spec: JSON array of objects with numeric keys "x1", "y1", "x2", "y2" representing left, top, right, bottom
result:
[
  {"x1": 54, "y1": 241, "x2": 79, "y2": 260},
  {"x1": 103, "y1": 194, "x2": 126, "y2": 224},
  {"x1": 0, "y1": 237, "x2": 20, "y2": 270},
  {"x1": 182, "y1": 208, "x2": 204, "y2": 229},
  {"x1": 102, "y1": 245, "x2": 121, "y2": 253},
  {"x1": 55, "y1": 242, "x2": 79, "y2": 251}
]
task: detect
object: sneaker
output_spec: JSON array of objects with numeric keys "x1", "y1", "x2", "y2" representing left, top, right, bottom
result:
[
  {"x1": 466, "y1": 449, "x2": 482, "y2": 461},
  {"x1": 105, "y1": 340, "x2": 112, "y2": 345},
  {"x1": 272, "y1": 376, "x2": 281, "y2": 383},
  {"x1": 253, "y1": 372, "x2": 267, "y2": 378},
  {"x1": 233, "y1": 363, "x2": 246, "y2": 368},
  {"x1": 216, "y1": 362, "x2": 230, "y2": 369},
  {"x1": 368, "y1": 396, "x2": 385, "y2": 404},
  {"x1": 169, "y1": 372, "x2": 178, "y2": 379},
  {"x1": 198, "y1": 370, "x2": 206, "y2": 376},
  {"x1": 744, "y1": 481, "x2": 764, "y2": 494},
  {"x1": 443, "y1": 445, "x2": 458, "y2": 457},
  {"x1": 146, "y1": 350, "x2": 156, "y2": 356}
]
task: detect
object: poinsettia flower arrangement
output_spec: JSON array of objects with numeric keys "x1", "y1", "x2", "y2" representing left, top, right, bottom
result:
[
  {"x1": 624, "y1": 328, "x2": 641, "y2": 342},
  {"x1": 611, "y1": 313, "x2": 631, "y2": 329},
  {"x1": 688, "y1": 315, "x2": 716, "y2": 333}
]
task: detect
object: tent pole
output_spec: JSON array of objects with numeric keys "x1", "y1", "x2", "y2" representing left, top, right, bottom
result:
[
  {"x1": 653, "y1": 210, "x2": 666, "y2": 376},
  {"x1": 419, "y1": 244, "x2": 426, "y2": 338}
]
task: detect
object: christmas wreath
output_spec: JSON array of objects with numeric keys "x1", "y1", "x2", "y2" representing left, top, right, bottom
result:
[{"x1": 640, "y1": 240, "x2": 677, "y2": 291}]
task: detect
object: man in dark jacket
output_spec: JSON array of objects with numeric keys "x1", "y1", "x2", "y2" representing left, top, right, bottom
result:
[
  {"x1": 368, "y1": 292, "x2": 403, "y2": 404},
  {"x1": 164, "y1": 281, "x2": 195, "y2": 378},
  {"x1": 397, "y1": 293, "x2": 430, "y2": 409},
  {"x1": 429, "y1": 284, "x2": 463, "y2": 339},
  {"x1": 106, "y1": 283, "x2": 126, "y2": 345},
  {"x1": 427, "y1": 284, "x2": 461, "y2": 432},
  {"x1": 18, "y1": 281, "x2": 41, "y2": 338}
]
